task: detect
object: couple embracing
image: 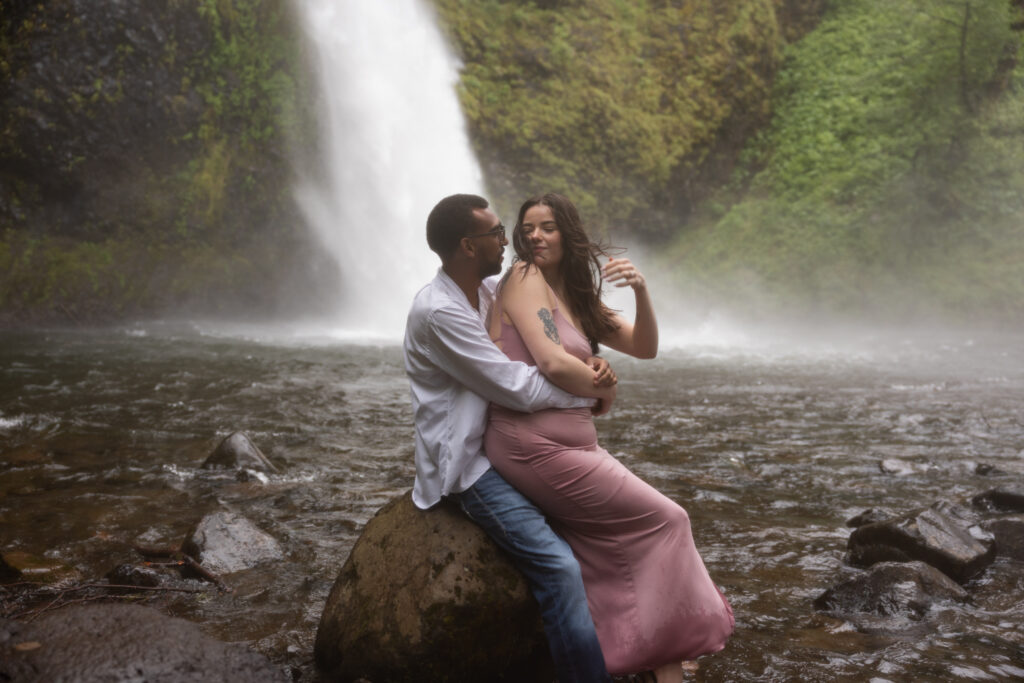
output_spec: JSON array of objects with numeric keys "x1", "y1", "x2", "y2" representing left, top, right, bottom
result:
[{"x1": 403, "y1": 193, "x2": 734, "y2": 683}]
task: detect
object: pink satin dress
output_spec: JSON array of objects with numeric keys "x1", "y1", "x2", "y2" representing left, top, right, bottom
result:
[{"x1": 485, "y1": 293, "x2": 734, "y2": 675}]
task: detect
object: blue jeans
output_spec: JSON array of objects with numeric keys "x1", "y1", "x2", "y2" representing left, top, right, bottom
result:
[{"x1": 453, "y1": 468, "x2": 611, "y2": 683}]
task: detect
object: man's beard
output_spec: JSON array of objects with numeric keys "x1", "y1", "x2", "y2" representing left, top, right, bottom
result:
[{"x1": 480, "y1": 258, "x2": 502, "y2": 278}]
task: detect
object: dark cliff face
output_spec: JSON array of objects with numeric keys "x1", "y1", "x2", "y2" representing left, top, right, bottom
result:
[
  {"x1": 0, "y1": 1, "x2": 336, "y2": 323},
  {"x1": 0, "y1": 0, "x2": 211, "y2": 238}
]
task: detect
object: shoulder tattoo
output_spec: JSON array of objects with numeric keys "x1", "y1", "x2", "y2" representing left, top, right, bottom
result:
[{"x1": 537, "y1": 308, "x2": 560, "y2": 344}]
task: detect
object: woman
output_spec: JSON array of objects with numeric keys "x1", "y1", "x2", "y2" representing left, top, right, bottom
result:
[{"x1": 485, "y1": 193, "x2": 734, "y2": 682}]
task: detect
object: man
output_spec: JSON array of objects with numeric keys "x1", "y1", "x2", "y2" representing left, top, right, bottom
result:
[{"x1": 403, "y1": 193, "x2": 616, "y2": 683}]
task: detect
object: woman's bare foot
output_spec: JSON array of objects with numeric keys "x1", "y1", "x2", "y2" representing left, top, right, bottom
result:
[{"x1": 653, "y1": 661, "x2": 684, "y2": 683}]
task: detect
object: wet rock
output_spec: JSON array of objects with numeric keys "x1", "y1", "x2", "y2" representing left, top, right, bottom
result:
[
  {"x1": 182, "y1": 511, "x2": 284, "y2": 575},
  {"x1": 0, "y1": 550, "x2": 81, "y2": 585},
  {"x1": 0, "y1": 603, "x2": 286, "y2": 682},
  {"x1": 105, "y1": 563, "x2": 162, "y2": 589},
  {"x1": 236, "y1": 468, "x2": 271, "y2": 484},
  {"x1": 972, "y1": 485, "x2": 1024, "y2": 513},
  {"x1": 814, "y1": 561, "x2": 968, "y2": 619},
  {"x1": 980, "y1": 516, "x2": 1024, "y2": 561},
  {"x1": 314, "y1": 491, "x2": 552, "y2": 683},
  {"x1": 202, "y1": 432, "x2": 278, "y2": 473},
  {"x1": 879, "y1": 458, "x2": 917, "y2": 476},
  {"x1": 846, "y1": 503, "x2": 995, "y2": 583},
  {"x1": 846, "y1": 508, "x2": 893, "y2": 528},
  {"x1": 973, "y1": 462, "x2": 1001, "y2": 476}
]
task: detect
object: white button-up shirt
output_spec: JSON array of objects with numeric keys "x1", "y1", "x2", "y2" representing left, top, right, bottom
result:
[{"x1": 404, "y1": 268, "x2": 593, "y2": 509}]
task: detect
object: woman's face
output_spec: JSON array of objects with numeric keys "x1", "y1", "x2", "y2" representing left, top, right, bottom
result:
[{"x1": 520, "y1": 204, "x2": 563, "y2": 270}]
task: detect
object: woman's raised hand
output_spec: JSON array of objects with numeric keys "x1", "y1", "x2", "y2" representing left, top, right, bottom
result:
[{"x1": 602, "y1": 257, "x2": 646, "y2": 291}]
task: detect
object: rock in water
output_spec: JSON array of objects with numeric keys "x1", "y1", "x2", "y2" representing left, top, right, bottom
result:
[
  {"x1": 846, "y1": 503, "x2": 995, "y2": 582},
  {"x1": 0, "y1": 549, "x2": 81, "y2": 585},
  {"x1": 972, "y1": 485, "x2": 1024, "y2": 513},
  {"x1": 0, "y1": 603, "x2": 286, "y2": 682},
  {"x1": 846, "y1": 508, "x2": 893, "y2": 528},
  {"x1": 182, "y1": 511, "x2": 283, "y2": 574},
  {"x1": 878, "y1": 458, "x2": 916, "y2": 476},
  {"x1": 814, "y1": 561, "x2": 968, "y2": 619},
  {"x1": 202, "y1": 432, "x2": 279, "y2": 473},
  {"x1": 981, "y1": 516, "x2": 1024, "y2": 561},
  {"x1": 314, "y1": 491, "x2": 553, "y2": 683}
]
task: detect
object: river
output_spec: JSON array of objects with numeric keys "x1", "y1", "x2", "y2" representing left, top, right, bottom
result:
[{"x1": 1, "y1": 322, "x2": 1022, "y2": 681}]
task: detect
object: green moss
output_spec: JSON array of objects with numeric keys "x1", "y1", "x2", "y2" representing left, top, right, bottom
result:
[
  {"x1": 1, "y1": 0, "x2": 315, "y2": 322},
  {"x1": 432, "y1": 0, "x2": 782, "y2": 233},
  {"x1": 669, "y1": 0, "x2": 1024, "y2": 319}
]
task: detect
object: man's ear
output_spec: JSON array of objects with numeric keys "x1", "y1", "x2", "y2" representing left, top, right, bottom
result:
[{"x1": 458, "y1": 236, "x2": 477, "y2": 259}]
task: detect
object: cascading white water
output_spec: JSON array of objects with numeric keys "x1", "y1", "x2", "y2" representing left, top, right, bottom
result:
[
  {"x1": 284, "y1": 0, "x2": 764, "y2": 351},
  {"x1": 292, "y1": 0, "x2": 484, "y2": 340}
]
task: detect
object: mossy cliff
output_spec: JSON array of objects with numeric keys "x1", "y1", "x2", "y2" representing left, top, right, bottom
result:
[
  {"x1": 433, "y1": 0, "x2": 1024, "y2": 320},
  {"x1": 432, "y1": 0, "x2": 825, "y2": 240},
  {"x1": 674, "y1": 0, "x2": 1024, "y2": 319},
  {"x1": 0, "y1": 0, "x2": 332, "y2": 324},
  {"x1": 2, "y1": 0, "x2": 1021, "y2": 323}
]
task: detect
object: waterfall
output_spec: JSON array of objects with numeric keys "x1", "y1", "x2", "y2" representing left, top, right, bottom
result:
[{"x1": 292, "y1": 0, "x2": 484, "y2": 340}]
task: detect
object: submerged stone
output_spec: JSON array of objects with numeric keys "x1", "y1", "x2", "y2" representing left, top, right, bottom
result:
[
  {"x1": 972, "y1": 485, "x2": 1024, "y2": 514},
  {"x1": 105, "y1": 563, "x2": 162, "y2": 589},
  {"x1": 846, "y1": 508, "x2": 893, "y2": 528},
  {"x1": 981, "y1": 516, "x2": 1024, "y2": 561},
  {"x1": 314, "y1": 490, "x2": 552, "y2": 683},
  {"x1": 0, "y1": 550, "x2": 81, "y2": 585},
  {"x1": 879, "y1": 458, "x2": 916, "y2": 476},
  {"x1": 814, "y1": 561, "x2": 968, "y2": 619}
]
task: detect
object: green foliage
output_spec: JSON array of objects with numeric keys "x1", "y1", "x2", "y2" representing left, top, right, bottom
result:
[
  {"x1": 672, "y1": 0, "x2": 1024, "y2": 318},
  {"x1": 0, "y1": 229, "x2": 266, "y2": 323},
  {"x1": 0, "y1": 0, "x2": 312, "y2": 322},
  {"x1": 432, "y1": 0, "x2": 781, "y2": 232},
  {"x1": 177, "y1": 0, "x2": 305, "y2": 240}
]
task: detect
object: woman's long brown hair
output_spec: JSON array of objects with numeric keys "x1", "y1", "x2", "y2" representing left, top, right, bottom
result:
[{"x1": 511, "y1": 193, "x2": 619, "y2": 353}]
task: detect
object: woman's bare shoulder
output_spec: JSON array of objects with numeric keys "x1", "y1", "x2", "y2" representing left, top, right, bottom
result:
[
  {"x1": 504, "y1": 261, "x2": 544, "y2": 290},
  {"x1": 509, "y1": 260, "x2": 542, "y2": 277},
  {"x1": 502, "y1": 262, "x2": 555, "y2": 312}
]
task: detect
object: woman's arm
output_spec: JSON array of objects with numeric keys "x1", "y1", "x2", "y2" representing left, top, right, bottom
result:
[
  {"x1": 600, "y1": 257, "x2": 658, "y2": 359},
  {"x1": 501, "y1": 263, "x2": 615, "y2": 402}
]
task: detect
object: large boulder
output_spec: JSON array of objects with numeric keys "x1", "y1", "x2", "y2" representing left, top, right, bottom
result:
[
  {"x1": 314, "y1": 491, "x2": 552, "y2": 683},
  {"x1": 846, "y1": 502, "x2": 995, "y2": 583},
  {"x1": 0, "y1": 603, "x2": 286, "y2": 682},
  {"x1": 182, "y1": 511, "x2": 284, "y2": 575}
]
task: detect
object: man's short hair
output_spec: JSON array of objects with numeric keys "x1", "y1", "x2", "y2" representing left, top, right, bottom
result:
[{"x1": 426, "y1": 194, "x2": 489, "y2": 259}]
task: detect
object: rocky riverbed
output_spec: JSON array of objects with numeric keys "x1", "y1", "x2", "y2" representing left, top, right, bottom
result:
[{"x1": 2, "y1": 326, "x2": 1023, "y2": 681}]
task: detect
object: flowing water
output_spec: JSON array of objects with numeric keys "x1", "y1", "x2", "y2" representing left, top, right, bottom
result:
[
  {"x1": 291, "y1": 0, "x2": 484, "y2": 338},
  {"x1": 2, "y1": 323, "x2": 1022, "y2": 681}
]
